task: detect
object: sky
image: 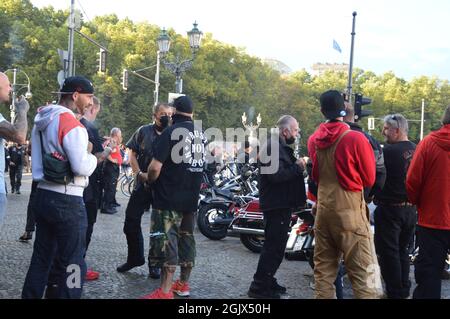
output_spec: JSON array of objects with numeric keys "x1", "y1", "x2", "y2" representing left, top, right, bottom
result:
[{"x1": 30, "y1": 0, "x2": 450, "y2": 81}]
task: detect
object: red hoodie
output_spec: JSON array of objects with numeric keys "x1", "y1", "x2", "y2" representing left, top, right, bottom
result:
[
  {"x1": 406, "y1": 124, "x2": 450, "y2": 230},
  {"x1": 308, "y1": 121, "x2": 376, "y2": 192}
]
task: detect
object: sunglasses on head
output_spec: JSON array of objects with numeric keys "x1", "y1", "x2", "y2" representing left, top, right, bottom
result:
[{"x1": 390, "y1": 115, "x2": 400, "y2": 129}]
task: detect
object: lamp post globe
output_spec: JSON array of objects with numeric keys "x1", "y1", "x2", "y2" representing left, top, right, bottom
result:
[
  {"x1": 188, "y1": 21, "x2": 203, "y2": 51},
  {"x1": 157, "y1": 28, "x2": 171, "y2": 55}
]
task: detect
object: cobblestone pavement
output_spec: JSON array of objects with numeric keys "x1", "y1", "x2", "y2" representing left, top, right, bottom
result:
[{"x1": 1, "y1": 175, "x2": 449, "y2": 299}]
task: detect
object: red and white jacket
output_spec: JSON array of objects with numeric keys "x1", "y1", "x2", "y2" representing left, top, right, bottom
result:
[{"x1": 31, "y1": 104, "x2": 97, "y2": 197}]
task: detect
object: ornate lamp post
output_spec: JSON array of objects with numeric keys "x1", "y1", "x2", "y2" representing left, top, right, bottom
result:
[
  {"x1": 5, "y1": 68, "x2": 32, "y2": 123},
  {"x1": 241, "y1": 112, "x2": 262, "y2": 144},
  {"x1": 157, "y1": 22, "x2": 203, "y2": 94}
]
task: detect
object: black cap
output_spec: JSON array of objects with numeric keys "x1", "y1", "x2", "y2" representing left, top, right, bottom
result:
[
  {"x1": 320, "y1": 90, "x2": 346, "y2": 120},
  {"x1": 54, "y1": 76, "x2": 94, "y2": 95},
  {"x1": 173, "y1": 95, "x2": 193, "y2": 114}
]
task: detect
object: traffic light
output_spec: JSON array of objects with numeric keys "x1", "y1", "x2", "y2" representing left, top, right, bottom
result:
[
  {"x1": 353, "y1": 93, "x2": 372, "y2": 122},
  {"x1": 98, "y1": 49, "x2": 107, "y2": 73},
  {"x1": 122, "y1": 69, "x2": 128, "y2": 91}
]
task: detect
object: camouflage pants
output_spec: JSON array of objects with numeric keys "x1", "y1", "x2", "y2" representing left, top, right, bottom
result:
[{"x1": 148, "y1": 209, "x2": 196, "y2": 268}]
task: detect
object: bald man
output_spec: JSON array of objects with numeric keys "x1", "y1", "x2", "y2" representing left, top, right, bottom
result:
[
  {"x1": 0, "y1": 72, "x2": 30, "y2": 226},
  {"x1": 248, "y1": 115, "x2": 306, "y2": 299}
]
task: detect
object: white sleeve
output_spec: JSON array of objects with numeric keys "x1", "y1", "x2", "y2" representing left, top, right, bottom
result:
[{"x1": 63, "y1": 126, "x2": 97, "y2": 177}]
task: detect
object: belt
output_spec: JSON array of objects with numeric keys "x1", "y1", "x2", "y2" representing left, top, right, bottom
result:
[{"x1": 376, "y1": 201, "x2": 414, "y2": 207}]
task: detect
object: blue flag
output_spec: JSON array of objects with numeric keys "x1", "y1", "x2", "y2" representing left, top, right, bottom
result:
[{"x1": 333, "y1": 39, "x2": 342, "y2": 53}]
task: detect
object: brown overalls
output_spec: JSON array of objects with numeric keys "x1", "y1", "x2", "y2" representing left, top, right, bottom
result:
[{"x1": 313, "y1": 130, "x2": 382, "y2": 299}]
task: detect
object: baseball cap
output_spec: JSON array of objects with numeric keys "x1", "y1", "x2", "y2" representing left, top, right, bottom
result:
[
  {"x1": 53, "y1": 76, "x2": 94, "y2": 95},
  {"x1": 173, "y1": 95, "x2": 193, "y2": 114},
  {"x1": 319, "y1": 90, "x2": 346, "y2": 120}
]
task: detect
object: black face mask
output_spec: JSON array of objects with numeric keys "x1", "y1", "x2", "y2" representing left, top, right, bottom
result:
[
  {"x1": 285, "y1": 136, "x2": 296, "y2": 145},
  {"x1": 159, "y1": 115, "x2": 170, "y2": 129}
]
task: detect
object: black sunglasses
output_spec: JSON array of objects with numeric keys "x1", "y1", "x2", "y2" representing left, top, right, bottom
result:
[{"x1": 390, "y1": 115, "x2": 400, "y2": 129}]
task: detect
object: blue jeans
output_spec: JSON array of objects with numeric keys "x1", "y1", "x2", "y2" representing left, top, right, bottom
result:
[
  {"x1": 22, "y1": 189, "x2": 87, "y2": 299},
  {"x1": 334, "y1": 263, "x2": 345, "y2": 299},
  {"x1": 0, "y1": 193, "x2": 6, "y2": 227}
]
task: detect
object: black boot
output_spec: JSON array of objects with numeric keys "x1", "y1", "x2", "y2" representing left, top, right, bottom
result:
[
  {"x1": 116, "y1": 261, "x2": 145, "y2": 273},
  {"x1": 19, "y1": 231, "x2": 33, "y2": 242},
  {"x1": 44, "y1": 284, "x2": 59, "y2": 299},
  {"x1": 248, "y1": 279, "x2": 281, "y2": 299},
  {"x1": 101, "y1": 206, "x2": 118, "y2": 214},
  {"x1": 271, "y1": 278, "x2": 287, "y2": 294}
]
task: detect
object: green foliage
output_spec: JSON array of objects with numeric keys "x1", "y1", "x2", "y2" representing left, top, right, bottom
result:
[{"x1": 1, "y1": 0, "x2": 449, "y2": 147}]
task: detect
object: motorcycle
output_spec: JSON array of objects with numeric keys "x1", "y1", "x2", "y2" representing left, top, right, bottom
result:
[
  {"x1": 229, "y1": 198, "x2": 310, "y2": 254},
  {"x1": 284, "y1": 208, "x2": 315, "y2": 268},
  {"x1": 229, "y1": 199, "x2": 265, "y2": 253},
  {"x1": 196, "y1": 164, "x2": 258, "y2": 240},
  {"x1": 284, "y1": 203, "x2": 380, "y2": 270}
]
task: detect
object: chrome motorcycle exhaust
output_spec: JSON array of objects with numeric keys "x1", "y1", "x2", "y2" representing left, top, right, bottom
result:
[{"x1": 231, "y1": 226, "x2": 265, "y2": 235}]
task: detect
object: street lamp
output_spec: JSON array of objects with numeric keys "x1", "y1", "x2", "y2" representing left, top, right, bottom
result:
[
  {"x1": 157, "y1": 28, "x2": 171, "y2": 55},
  {"x1": 187, "y1": 22, "x2": 202, "y2": 52},
  {"x1": 5, "y1": 68, "x2": 32, "y2": 123},
  {"x1": 242, "y1": 112, "x2": 262, "y2": 144},
  {"x1": 157, "y1": 22, "x2": 203, "y2": 94}
]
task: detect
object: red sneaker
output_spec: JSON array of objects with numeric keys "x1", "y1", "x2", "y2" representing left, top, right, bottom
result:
[
  {"x1": 85, "y1": 269, "x2": 100, "y2": 281},
  {"x1": 140, "y1": 288, "x2": 174, "y2": 299},
  {"x1": 172, "y1": 280, "x2": 190, "y2": 297}
]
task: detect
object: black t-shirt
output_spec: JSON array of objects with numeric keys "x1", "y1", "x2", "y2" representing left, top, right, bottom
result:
[
  {"x1": 152, "y1": 115, "x2": 207, "y2": 212},
  {"x1": 375, "y1": 140, "x2": 416, "y2": 203},
  {"x1": 126, "y1": 124, "x2": 159, "y2": 172},
  {"x1": 80, "y1": 118, "x2": 104, "y2": 155}
]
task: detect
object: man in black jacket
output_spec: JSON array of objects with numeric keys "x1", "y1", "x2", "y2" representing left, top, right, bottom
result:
[
  {"x1": 8, "y1": 143, "x2": 25, "y2": 194},
  {"x1": 248, "y1": 115, "x2": 306, "y2": 299},
  {"x1": 116, "y1": 103, "x2": 172, "y2": 278},
  {"x1": 79, "y1": 96, "x2": 113, "y2": 281}
]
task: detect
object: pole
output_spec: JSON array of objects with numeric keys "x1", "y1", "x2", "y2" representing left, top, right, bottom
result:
[
  {"x1": 154, "y1": 51, "x2": 160, "y2": 106},
  {"x1": 176, "y1": 73, "x2": 182, "y2": 94},
  {"x1": 420, "y1": 99, "x2": 425, "y2": 140},
  {"x1": 73, "y1": 30, "x2": 108, "y2": 51},
  {"x1": 67, "y1": 0, "x2": 75, "y2": 78},
  {"x1": 347, "y1": 11, "x2": 357, "y2": 104},
  {"x1": 10, "y1": 68, "x2": 17, "y2": 123}
]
